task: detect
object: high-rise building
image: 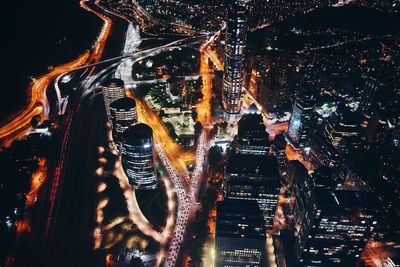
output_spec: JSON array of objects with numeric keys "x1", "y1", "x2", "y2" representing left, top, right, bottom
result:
[
  {"x1": 110, "y1": 97, "x2": 138, "y2": 148},
  {"x1": 324, "y1": 104, "x2": 362, "y2": 149},
  {"x1": 312, "y1": 167, "x2": 338, "y2": 190},
  {"x1": 215, "y1": 199, "x2": 265, "y2": 267},
  {"x1": 287, "y1": 83, "x2": 317, "y2": 148},
  {"x1": 237, "y1": 104, "x2": 271, "y2": 155},
  {"x1": 222, "y1": 0, "x2": 247, "y2": 116},
  {"x1": 271, "y1": 133, "x2": 289, "y2": 175},
  {"x1": 358, "y1": 77, "x2": 380, "y2": 117},
  {"x1": 291, "y1": 162, "x2": 315, "y2": 243},
  {"x1": 101, "y1": 78, "x2": 126, "y2": 119},
  {"x1": 225, "y1": 153, "x2": 280, "y2": 230},
  {"x1": 286, "y1": 160, "x2": 308, "y2": 187},
  {"x1": 308, "y1": 131, "x2": 340, "y2": 169},
  {"x1": 295, "y1": 189, "x2": 381, "y2": 266},
  {"x1": 121, "y1": 123, "x2": 157, "y2": 190}
]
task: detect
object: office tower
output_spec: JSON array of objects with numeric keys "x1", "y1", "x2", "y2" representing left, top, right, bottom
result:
[
  {"x1": 312, "y1": 167, "x2": 338, "y2": 190},
  {"x1": 271, "y1": 133, "x2": 289, "y2": 175},
  {"x1": 121, "y1": 123, "x2": 157, "y2": 190},
  {"x1": 237, "y1": 104, "x2": 271, "y2": 155},
  {"x1": 291, "y1": 162, "x2": 315, "y2": 243},
  {"x1": 222, "y1": 0, "x2": 247, "y2": 116},
  {"x1": 358, "y1": 77, "x2": 380, "y2": 117},
  {"x1": 286, "y1": 160, "x2": 309, "y2": 187},
  {"x1": 225, "y1": 153, "x2": 280, "y2": 230},
  {"x1": 308, "y1": 131, "x2": 340, "y2": 169},
  {"x1": 101, "y1": 78, "x2": 126, "y2": 119},
  {"x1": 215, "y1": 199, "x2": 265, "y2": 267},
  {"x1": 287, "y1": 83, "x2": 317, "y2": 148},
  {"x1": 110, "y1": 97, "x2": 137, "y2": 148},
  {"x1": 295, "y1": 189, "x2": 381, "y2": 266},
  {"x1": 324, "y1": 104, "x2": 362, "y2": 149}
]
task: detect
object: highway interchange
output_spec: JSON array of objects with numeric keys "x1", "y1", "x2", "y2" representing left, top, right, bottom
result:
[{"x1": 0, "y1": 0, "x2": 221, "y2": 266}]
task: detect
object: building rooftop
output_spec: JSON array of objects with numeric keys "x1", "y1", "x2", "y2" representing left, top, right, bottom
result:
[
  {"x1": 238, "y1": 111, "x2": 271, "y2": 148},
  {"x1": 226, "y1": 154, "x2": 279, "y2": 178},
  {"x1": 122, "y1": 123, "x2": 153, "y2": 143},
  {"x1": 314, "y1": 188, "x2": 382, "y2": 210},
  {"x1": 273, "y1": 133, "x2": 287, "y2": 151},
  {"x1": 216, "y1": 199, "x2": 265, "y2": 240},
  {"x1": 101, "y1": 78, "x2": 124, "y2": 88},
  {"x1": 110, "y1": 97, "x2": 136, "y2": 110}
]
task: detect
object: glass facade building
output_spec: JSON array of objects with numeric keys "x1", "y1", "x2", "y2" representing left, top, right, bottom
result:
[
  {"x1": 222, "y1": 0, "x2": 247, "y2": 115},
  {"x1": 110, "y1": 97, "x2": 137, "y2": 148},
  {"x1": 225, "y1": 154, "x2": 280, "y2": 230},
  {"x1": 101, "y1": 78, "x2": 126, "y2": 119},
  {"x1": 288, "y1": 84, "x2": 317, "y2": 148},
  {"x1": 358, "y1": 77, "x2": 380, "y2": 117},
  {"x1": 295, "y1": 189, "x2": 381, "y2": 266},
  {"x1": 215, "y1": 199, "x2": 265, "y2": 267},
  {"x1": 121, "y1": 123, "x2": 157, "y2": 190}
]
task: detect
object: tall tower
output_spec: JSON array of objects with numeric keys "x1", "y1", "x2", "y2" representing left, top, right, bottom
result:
[
  {"x1": 295, "y1": 189, "x2": 380, "y2": 266},
  {"x1": 101, "y1": 78, "x2": 126, "y2": 119},
  {"x1": 215, "y1": 199, "x2": 265, "y2": 267},
  {"x1": 121, "y1": 123, "x2": 157, "y2": 190},
  {"x1": 222, "y1": 0, "x2": 247, "y2": 116},
  {"x1": 110, "y1": 97, "x2": 138, "y2": 148},
  {"x1": 358, "y1": 77, "x2": 380, "y2": 117},
  {"x1": 288, "y1": 83, "x2": 317, "y2": 148}
]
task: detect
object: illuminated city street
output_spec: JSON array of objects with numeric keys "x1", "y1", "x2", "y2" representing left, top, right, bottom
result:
[{"x1": 2, "y1": 1, "x2": 400, "y2": 267}]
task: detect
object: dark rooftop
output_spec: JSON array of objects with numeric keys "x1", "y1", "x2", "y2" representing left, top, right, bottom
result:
[
  {"x1": 216, "y1": 199, "x2": 265, "y2": 240},
  {"x1": 110, "y1": 97, "x2": 136, "y2": 110},
  {"x1": 101, "y1": 78, "x2": 124, "y2": 88},
  {"x1": 227, "y1": 154, "x2": 279, "y2": 178},
  {"x1": 273, "y1": 133, "x2": 287, "y2": 150},
  {"x1": 122, "y1": 123, "x2": 153, "y2": 143},
  {"x1": 238, "y1": 111, "x2": 270, "y2": 148},
  {"x1": 314, "y1": 188, "x2": 382, "y2": 210}
]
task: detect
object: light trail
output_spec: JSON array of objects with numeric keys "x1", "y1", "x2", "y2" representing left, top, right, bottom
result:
[
  {"x1": 43, "y1": 0, "x2": 114, "y2": 249},
  {"x1": 0, "y1": 53, "x2": 89, "y2": 147},
  {"x1": 154, "y1": 141, "x2": 192, "y2": 267},
  {"x1": 126, "y1": 91, "x2": 195, "y2": 174},
  {"x1": 25, "y1": 158, "x2": 47, "y2": 208},
  {"x1": 0, "y1": 0, "x2": 111, "y2": 148},
  {"x1": 190, "y1": 130, "x2": 208, "y2": 202},
  {"x1": 197, "y1": 46, "x2": 213, "y2": 126},
  {"x1": 201, "y1": 24, "x2": 224, "y2": 72},
  {"x1": 96, "y1": 130, "x2": 178, "y2": 266},
  {"x1": 204, "y1": 46, "x2": 223, "y2": 71}
]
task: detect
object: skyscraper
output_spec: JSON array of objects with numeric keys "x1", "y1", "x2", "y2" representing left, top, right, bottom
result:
[
  {"x1": 237, "y1": 104, "x2": 271, "y2": 155},
  {"x1": 358, "y1": 77, "x2": 380, "y2": 117},
  {"x1": 110, "y1": 97, "x2": 138, "y2": 148},
  {"x1": 222, "y1": 0, "x2": 247, "y2": 116},
  {"x1": 215, "y1": 199, "x2": 265, "y2": 267},
  {"x1": 121, "y1": 123, "x2": 157, "y2": 190},
  {"x1": 288, "y1": 83, "x2": 317, "y2": 148},
  {"x1": 225, "y1": 153, "x2": 281, "y2": 230},
  {"x1": 308, "y1": 131, "x2": 340, "y2": 169},
  {"x1": 101, "y1": 78, "x2": 126, "y2": 119},
  {"x1": 271, "y1": 133, "x2": 289, "y2": 175},
  {"x1": 295, "y1": 189, "x2": 381, "y2": 266},
  {"x1": 324, "y1": 104, "x2": 362, "y2": 149}
]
